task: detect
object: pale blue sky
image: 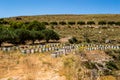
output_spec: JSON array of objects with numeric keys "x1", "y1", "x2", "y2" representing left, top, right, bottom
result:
[{"x1": 0, "y1": 0, "x2": 120, "y2": 18}]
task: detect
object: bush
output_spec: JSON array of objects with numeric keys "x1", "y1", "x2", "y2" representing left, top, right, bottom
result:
[
  {"x1": 59, "y1": 21, "x2": 66, "y2": 25},
  {"x1": 106, "y1": 61, "x2": 118, "y2": 70},
  {"x1": 108, "y1": 21, "x2": 115, "y2": 25},
  {"x1": 29, "y1": 30, "x2": 44, "y2": 44},
  {"x1": 115, "y1": 22, "x2": 120, "y2": 26},
  {"x1": 50, "y1": 22, "x2": 58, "y2": 25},
  {"x1": 41, "y1": 22, "x2": 49, "y2": 25},
  {"x1": 16, "y1": 17, "x2": 22, "y2": 20},
  {"x1": 68, "y1": 21, "x2": 75, "y2": 25},
  {"x1": 87, "y1": 21, "x2": 95, "y2": 25},
  {"x1": 10, "y1": 22, "x2": 24, "y2": 29},
  {"x1": 83, "y1": 61, "x2": 96, "y2": 69},
  {"x1": 77, "y1": 21, "x2": 85, "y2": 25},
  {"x1": 42, "y1": 29, "x2": 60, "y2": 42},
  {"x1": 98, "y1": 21, "x2": 106, "y2": 25},
  {"x1": 0, "y1": 27, "x2": 18, "y2": 45},
  {"x1": 27, "y1": 21, "x2": 46, "y2": 31},
  {"x1": 68, "y1": 37, "x2": 78, "y2": 44},
  {"x1": 15, "y1": 29, "x2": 30, "y2": 44}
]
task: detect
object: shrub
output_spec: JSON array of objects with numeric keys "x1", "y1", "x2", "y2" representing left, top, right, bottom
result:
[
  {"x1": 83, "y1": 61, "x2": 96, "y2": 69},
  {"x1": 10, "y1": 22, "x2": 24, "y2": 29},
  {"x1": 50, "y1": 22, "x2": 58, "y2": 25},
  {"x1": 59, "y1": 21, "x2": 66, "y2": 25},
  {"x1": 106, "y1": 61, "x2": 118, "y2": 70},
  {"x1": 87, "y1": 21, "x2": 95, "y2": 25},
  {"x1": 108, "y1": 21, "x2": 115, "y2": 25},
  {"x1": 15, "y1": 29, "x2": 30, "y2": 44},
  {"x1": 98, "y1": 21, "x2": 106, "y2": 25},
  {"x1": 42, "y1": 29, "x2": 60, "y2": 42},
  {"x1": 41, "y1": 22, "x2": 49, "y2": 25},
  {"x1": 27, "y1": 21, "x2": 46, "y2": 31},
  {"x1": 29, "y1": 30, "x2": 44, "y2": 44},
  {"x1": 77, "y1": 21, "x2": 85, "y2": 25},
  {"x1": 115, "y1": 22, "x2": 120, "y2": 26},
  {"x1": 68, "y1": 21, "x2": 75, "y2": 25},
  {"x1": 16, "y1": 17, "x2": 22, "y2": 20},
  {"x1": 68, "y1": 37, "x2": 78, "y2": 44}
]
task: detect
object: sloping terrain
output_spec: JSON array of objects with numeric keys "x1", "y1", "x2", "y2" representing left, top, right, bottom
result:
[
  {"x1": 4, "y1": 14, "x2": 120, "y2": 22},
  {"x1": 0, "y1": 51, "x2": 66, "y2": 80}
]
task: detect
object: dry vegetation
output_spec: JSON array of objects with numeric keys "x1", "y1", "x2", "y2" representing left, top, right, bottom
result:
[
  {"x1": 0, "y1": 51, "x2": 66, "y2": 80},
  {"x1": 0, "y1": 50, "x2": 118, "y2": 80},
  {"x1": 55, "y1": 27, "x2": 120, "y2": 44},
  {"x1": 4, "y1": 14, "x2": 120, "y2": 22}
]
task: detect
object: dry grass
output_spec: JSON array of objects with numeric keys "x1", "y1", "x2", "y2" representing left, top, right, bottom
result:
[
  {"x1": 0, "y1": 51, "x2": 66, "y2": 80},
  {"x1": 0, "y1": 50, "x2": 118, "y2": 80},
  {"x1": 5, "y1": 14, "x2": 120, "y2": 22},
  {"x1": 55, "y1": 27, "x2": 120, "y2": 42},
  {"x1": 99, "y1": 76, "x2": 116, "y2": 80}
]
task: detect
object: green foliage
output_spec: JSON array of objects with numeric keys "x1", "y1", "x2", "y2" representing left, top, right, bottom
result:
[
  {"x1": 68, "y1": 37, "x2": 78, "y2": 44},
  {"x1": 16, "y1": 17, "x2": 22, "y2": 20},
  {"x1": 42, "y1": 29, "x2": 60, "y2": 42},
  {"x1": 115, "y1": 22, "x2": 120, "y2": 26},
  {"x1": 59, "y1": 21, "x2": 66, "y2": 25},
  {"x1": 68, "y1": 21, "x2": 75, "y2": 25},
  {"x1": 87, "y1": 21, "x2": 95, "y2": 25},
  {"x1": 0, "y1": 20, "x2": 61, "y2": 45},
  {"x1": 41, "y1": 22, "x2": 49, "y2": 25},
  {"x1": 27, "y1": 21, "x2": 46, "y2": 31},
  {"x1": 0, "y1": 19, "x2": 9, "y2": 25},
  {"x1": 83, "y1": 61, "x2": 96, "y2": 69},
  {"x1": 50, "y1": 22, "x2": 58, "y2": 25},
  {"x1": 105, "y1": 49, "x2": 120, "y2": 60},
  {"x1": 10, "y1": 22, "x2": 24, "y2": 29},
  {"x1": 106, "y1": 61, "x2": 118, "y2": 70},
  {"x1": 0, "y1": 27, "x2": 18, "y2": 45},
  {"x1": 29, "y1": 30, "x2": 44, "y2": 44},
  {"x1": 77, "y1": 21, "x2": 85, "y2": 25},
  {"x1": 98, "y1": 21, "x2": 106, "y2": 25},
  {"x1": 15, "y1": 29, "x2": 30, "y2": 44},
  {"x1": 108, "y1": 21, "x2": 115, "y2": 25}
]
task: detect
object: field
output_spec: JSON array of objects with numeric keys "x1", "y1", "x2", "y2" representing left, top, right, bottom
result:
[
  {"x1": 4, "y1": 14, "x2": 120, "y2": 22},
  {"x1": 0, "y1": 14, "x2": 120, "y2": 80}
]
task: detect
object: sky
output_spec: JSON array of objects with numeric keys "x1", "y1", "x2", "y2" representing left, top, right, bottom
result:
[{"x1": 0, "y1": 0, "x2": 120, "y2": 18}]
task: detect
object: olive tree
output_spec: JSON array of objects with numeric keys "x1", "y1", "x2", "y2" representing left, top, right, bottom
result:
[
  {"x1": 15, "y1": 29, "x2": 30, "y2": 44},
  {"x1": 29, "y1": 30, "x2": 44, "y2": 44},
  {"x1": 27, "y1": 20, "x2": 46, "y2": 31},
  {"x1": 0, "y1": 27, "x2": 18, "y2": 46},
  {"x1": 42, "y1": 29, "x2": 60, "y2": 42}
]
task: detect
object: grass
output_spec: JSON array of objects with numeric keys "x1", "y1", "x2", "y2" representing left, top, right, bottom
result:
[
  {"x1": 4, "y1": 14, "x2": 120, "y2": 22},
  {"x1": 2, "y1": 14, "x2": 120, "y2": 44},
  {"x1": 0, "y1": 51, "x2": 66, "y2": 80},
  {"x1": 55, "y1": 27, "x2": 120, "y2": 44}
]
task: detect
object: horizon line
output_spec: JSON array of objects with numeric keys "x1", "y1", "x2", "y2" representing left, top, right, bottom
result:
[{"x1": 1, "y1": 13, "x2": 120, "y2": 18}]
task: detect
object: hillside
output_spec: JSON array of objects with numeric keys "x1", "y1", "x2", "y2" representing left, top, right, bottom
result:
[{"x1": 4, "y1": 14, "x2": 120, "y2": 22}]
